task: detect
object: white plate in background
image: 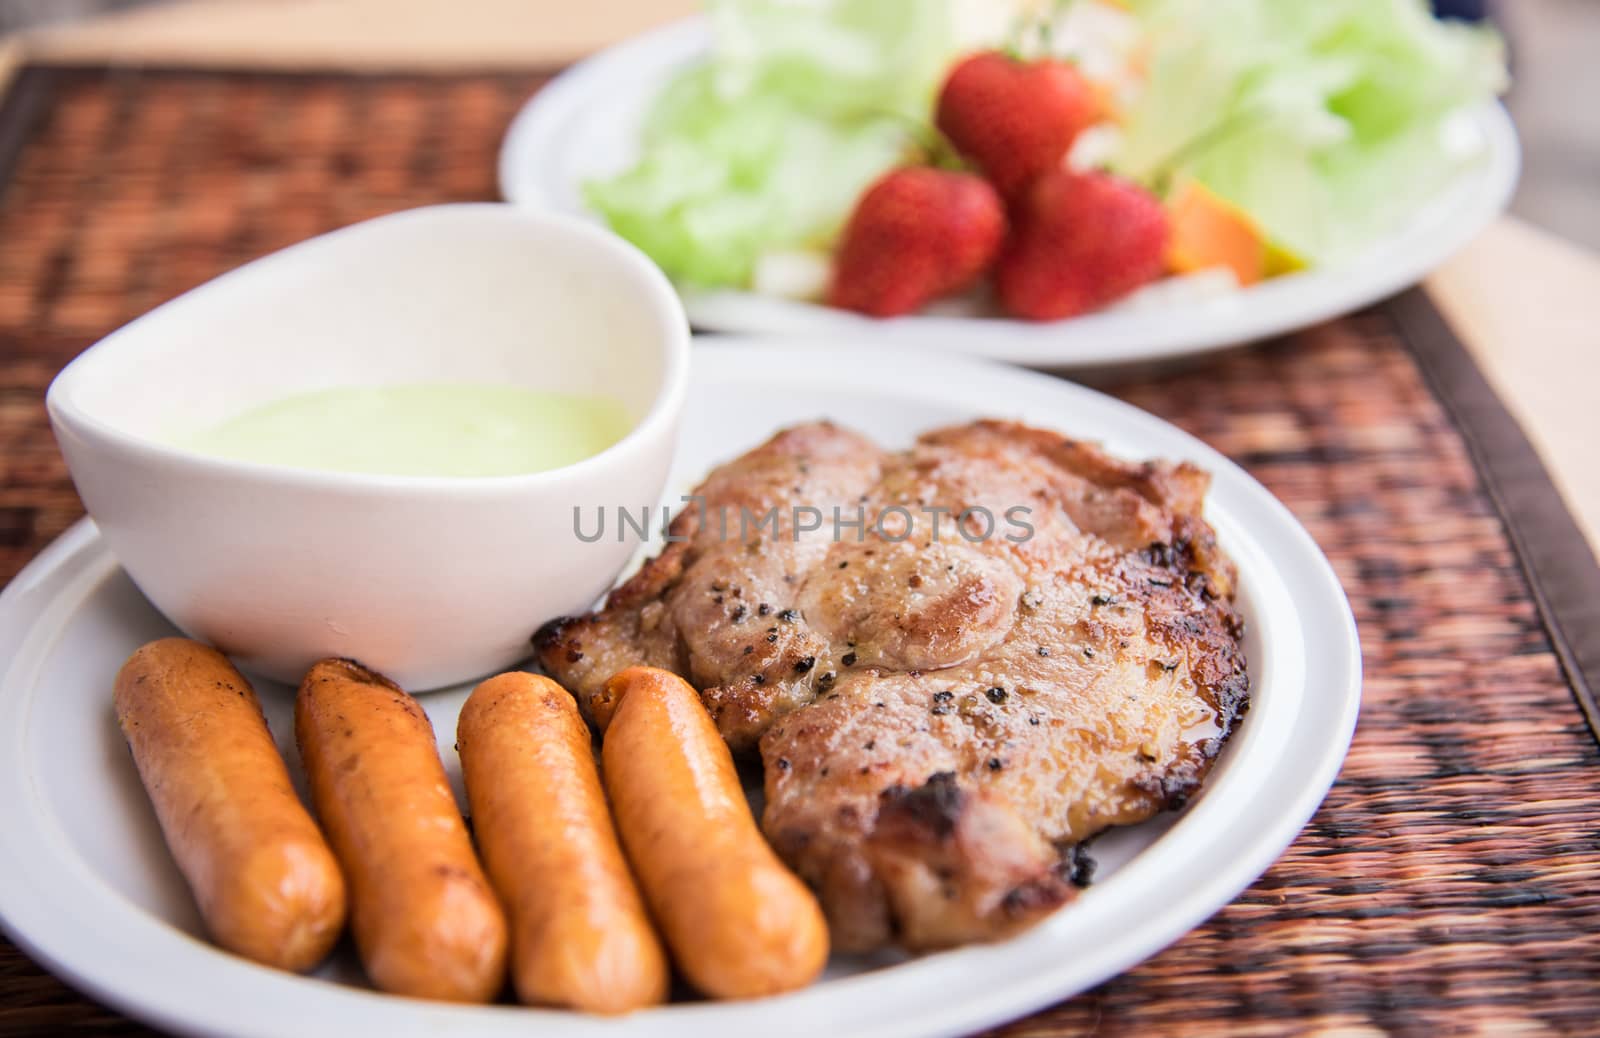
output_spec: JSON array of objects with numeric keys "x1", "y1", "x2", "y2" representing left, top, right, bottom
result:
[
  {"x1": 499, "y1": 16, "x2": 1519, "y2": 367},
  {"x1": 0, "y1": 344, "x2": 1360, "y2": 1037}
]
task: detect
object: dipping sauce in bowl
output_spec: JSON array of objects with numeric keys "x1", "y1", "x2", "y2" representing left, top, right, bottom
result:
[
  {"x1": 180, "y1": 384, "x2": 633, "y2": 478},
  {"x1": 48, "y1": 203, "x2": 688, "y2": 690}
]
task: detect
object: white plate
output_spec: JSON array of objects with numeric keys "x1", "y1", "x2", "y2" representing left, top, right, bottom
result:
[
  {"x1": 0, "y1": 344, "x2": 1361, "y2": 1037},
  {"x1": 498, "y1": 16, "x2": 1520, "y2": 367}
]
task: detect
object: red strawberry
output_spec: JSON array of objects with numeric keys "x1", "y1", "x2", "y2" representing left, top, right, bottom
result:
[
  {"x1": 829, "y1": 167, "x2": 1005, "y2": 318},
  {"x1": 936, "y1": 51, "x2": 1099, "y2": 198},
  {"x1": 996, "y1": 170, "x2": 1168, "y2": 321}
]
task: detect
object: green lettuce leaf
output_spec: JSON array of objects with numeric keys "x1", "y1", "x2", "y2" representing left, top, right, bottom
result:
[
  {"x1": 1115, "y1": 0, "x2": 1508, "y2": 263},
  {"x1": 585, "y1": 0, "x2": 952, "y2": 288}
]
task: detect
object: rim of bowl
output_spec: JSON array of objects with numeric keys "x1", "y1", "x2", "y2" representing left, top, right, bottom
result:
[{"x1": 45, "y1": 204, "x2": 691, "y2": 497}]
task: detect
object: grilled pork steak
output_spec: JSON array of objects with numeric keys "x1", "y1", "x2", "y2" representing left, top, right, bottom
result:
[{"x1": 536, "y1": 420, "x2": 1248, "y2": 951}]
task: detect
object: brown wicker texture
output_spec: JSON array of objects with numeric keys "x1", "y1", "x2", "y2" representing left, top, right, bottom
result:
[{"x1": 0, "y1": 68, "x2": 1596, "y2": 1038}]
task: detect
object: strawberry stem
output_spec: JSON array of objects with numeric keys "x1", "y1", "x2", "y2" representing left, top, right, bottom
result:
[
  {"x1": 1003, "y1": 5, "x2": 1040, "y2": 57},
  {"x1": 1004, "y1": 0, "x2": 1085, "y2": 59}
]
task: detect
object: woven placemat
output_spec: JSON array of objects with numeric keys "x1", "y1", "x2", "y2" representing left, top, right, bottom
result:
[{"x1": 1, "y1": 67, "x2": 1597, "y2": 1038}]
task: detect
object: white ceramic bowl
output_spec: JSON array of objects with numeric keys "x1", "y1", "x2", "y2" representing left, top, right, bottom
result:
[{"x1": 46, "y1": 204, "x2": 689, "y2": 690}]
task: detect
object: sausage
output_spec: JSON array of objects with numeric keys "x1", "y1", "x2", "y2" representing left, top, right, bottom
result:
[
  {"x1": 601, "y1": 666, "x2": 829, "y2": 999},
  {"x1": 113, "y1": 638, "x2": 346, "y2": 972},
  {"x1": 294, "y1": 658, "x2": 507, "y2": 1002},
  {"x1": 457, "y1": 672, "x2": 668, "y2": 1013}
]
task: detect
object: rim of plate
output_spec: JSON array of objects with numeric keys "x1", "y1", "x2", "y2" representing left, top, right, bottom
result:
[
  {"x1": 0, "y1": 345, "x2": 1361, "y2": 1038},
  {"x1": 498, "y1": 14, "x2": 1520, "y2": 368}
]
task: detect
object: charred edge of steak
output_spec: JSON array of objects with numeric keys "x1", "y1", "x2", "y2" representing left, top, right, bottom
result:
[
  {"x1": 873, "y1": 773, "x2": 1074, "y2": 937},
  {"x1": 1138, "y1": 528, "x2": 1252, "y2": 753},
  {"x1": 876, "y1": 771, "x2": 964, "y2": 840},
  {"x1": 1131, "y1": 671, "x2": 1249, "y2": 814},
  {"x1": 531, "y1": 614, "x2": 601, "y2": 671},
  {"x1": 1208, "y1": 665, "x2": 1251, "y2": 748},
  {"x1": 531, "y1": 610, "x2": 576, "y2": 652},
  {"x1": 1132, "y1": 769, "x2": 1204, "y2": 812},
  {"x1": 1061, "y1": 843, "x2": 1097, "y2": 888},
  {"x1": 999, "y1": 876, "x2": 1071, "y2": 921},
  {"x1": 1139, "y1": 539, "x2": 1182, "y2": 570},
  {"x1": 1141, "y1": 534, "x2": 1227, "y2": 597}
]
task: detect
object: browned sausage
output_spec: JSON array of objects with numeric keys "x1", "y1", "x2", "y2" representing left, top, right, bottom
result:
[
  {"x1": 295, "y1": 658, "x2": 506, "y2": 1002},
  {"x1": 601, "y1": 666, "x2": 829, "y2": 999},
  {"x1": 457, "y1": 672, "x2": 668, "y2": 1012},
  {"x1": 113, "y1": 638, "x2": 346, "y2": 972}
]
